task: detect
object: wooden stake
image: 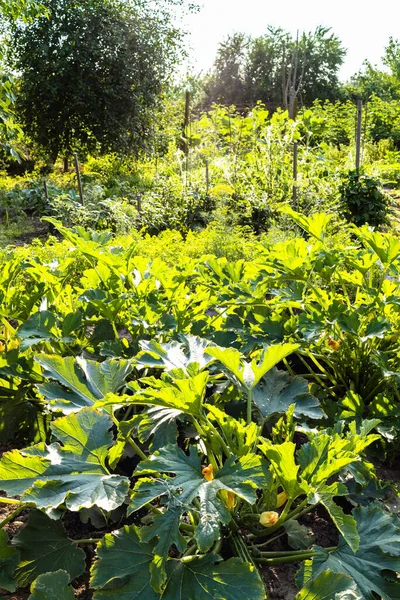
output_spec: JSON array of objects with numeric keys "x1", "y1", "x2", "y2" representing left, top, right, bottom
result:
[
  {"x1": 184, "y1": 91, "x2": 190, "y2": 157},
  {"x1": 356, "y1": 99, "x2": 362, "y2": 171},
  {"x1": 292, "y1": 142, "x2": 298, "y2": 206},
  {"x1": 292, "y1": 101, "x2": 298, "y2": 206},
  {"x1": 43, "y1": 180, "x2": 49, "y2": 203},
  {"x1": 74, "y1": 152, "x2": 84, "y2": 206},
  {"x1": 205, "y1": 159, "x2": 209, "y2": 195}
]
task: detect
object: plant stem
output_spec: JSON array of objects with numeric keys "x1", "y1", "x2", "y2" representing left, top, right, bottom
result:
[
  {"x1": 0, "y1": 504, "x2": 33, "y2": 528},
  {"x1": 180, "y1": 522, "x2": 195, "y2": 534},
  {"x1": 282, "y1": 357, "x2": 296, "y2": 377},
  {"x1": 192, "y1": 418, "x2": 219, "y2": 471},
  {"x1": 254, "y1": 551, "x2": 317, "y2": 565},
  {"x1": 110, "y1": 413, "x2": 147, "y2": 461},
  {"x1": 252, "y1": 497, "x2": 309, "y2": 539},
  {"x1": 284, "y1": 498, "x2": 310, "y2": 522},
  {"x1": 70, "y1": 538, "x2": 101, "y2": 545},
  {"x1": 254, "y1": 531, "x2": 287, "y2": 548},
  {"x1": 257, "y1": 548, "x2": 316, "y2": 558},
  {"x1": 126, "y1": 435, "x2": 147, "y2": 461},
  {"x1": 0, "y1": 497, "x2": 24, "y2": 506},
  {"x1": 247, "y1": 388, "x2": 253, "y2": 425},
  {"x1": 204, "y1": 417, "x2": 232, "y2": 458},
  {"x1": 182, "y1": 542, "x2": 198, "y2": 558}
]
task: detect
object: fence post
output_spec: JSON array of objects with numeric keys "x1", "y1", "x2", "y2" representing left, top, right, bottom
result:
[
  {"x1": 184, "y1": 91, "x2": 190, "y2": 158},
  {"x1": 292, "y1": 142, "x2": 298, "y2": 206},
  {"x1": 43, "y1": 180, "x2": 49, "y2": 203},
  {"x1": 74, "y1": 152, "x2": 84, "y2": 206},
  {"x1": 205, "y1": 159, "x2": 209, "y2": 195},
  {"x1": 356, "y1": 99, "x2": 363, "y2": 171},
  {"x1": 292, "y1": 100, "x2": 298, "y2": 206}
]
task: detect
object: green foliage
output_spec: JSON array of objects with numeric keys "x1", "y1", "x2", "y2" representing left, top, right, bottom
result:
[
  {"x1": 0, "y1": 408, "x2": 130, "y2": 511},
  {"x1": 0, "y1": 529, "x2": 20, "y2": 592},
  {"x1": 297, "y1": 505, "x2": 400, "y2": 599},
  {"x1": 29, "y1": 570, "x2": 75, "y2": 600},
  {"x1": 91, "y1": 528, "x2": 265, "y2": 600},
  {"x1": 10, "y1": 0, "x2": 183, "y2": 161},
  {"x1": 203, "y1": 26, "x2": 345, "y2": 109},
  {"x1": 295, "y1": 570, "x2": 361, "y2": 600},
  {"x1": 339, "y1": 170, "x2": 390, "y2": 227},
  {"x1": 12, "y1": 511, "x2": 86, "y2": 586},
  {"x1": 1, "y1": 215, "x2": 400, "y2": 598}
]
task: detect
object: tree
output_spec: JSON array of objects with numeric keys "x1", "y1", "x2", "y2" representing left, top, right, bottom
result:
[
  {"x1": 202, "y1": 33, "x2": 248, "y2": 109},
  {"x1": 245, "y1": 27, "x2": 288, "y2": 107},
  {"x1": 295, "y1": 26, "x2": 345, "y2": 105},
  {"x1": 0, "y1": 0, "x2": 46, "y2": 21},
  {"x1": 0, "y1": 0, "x2": 48, "y2": 157},
  {"x1": 383, "y1": 37, "x2": 400, "y2": 79},
  {"x1": 345, "y1": 38, "x2": 400, "y2": 102},
  {"x1": 202, "y1": 26, "x2": 346, "y2": 111},
  {"x1": 8, "y1": 0, "x2": 185, "y2": 163}
]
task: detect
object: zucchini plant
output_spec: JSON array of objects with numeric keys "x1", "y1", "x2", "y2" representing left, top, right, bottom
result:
[{"x1": 0, "y1": 340, "x2": 397, "y2": 599}]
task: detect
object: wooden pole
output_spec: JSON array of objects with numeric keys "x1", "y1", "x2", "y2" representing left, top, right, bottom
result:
[
  {"x1": 205, "y1": 159, "x2": 209, "y2": 195},
  {"x1": 292, "y1": 142, "x2": 298, "y2": 206},
  {"x1": 292, "y1": 99, "x2": 298, "y2": 206},
  {"x1": 74, "y1": 152, "x2": 84, "y2": 206},
  {"x1": 356, "y1": 99, "x2": 363, "y2": 171},
  {"x1": 184, "y1": 91, "x2": 190, "y2": 158},
  {"x1": 43, "y1": 180, "x2": 49, "y2": 203}
]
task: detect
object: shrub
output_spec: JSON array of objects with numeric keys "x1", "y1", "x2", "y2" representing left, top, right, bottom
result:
[{"x1": 339, "y1": 169, "x2": 390, "y2": 227}]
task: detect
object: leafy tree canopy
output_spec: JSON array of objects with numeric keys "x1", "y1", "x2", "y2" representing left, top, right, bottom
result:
[
  {"x1": 202, "y1": 26, "x2": 346, "y2": 111},
  {"x1": 345, "y1": 37, "x2": 400, "y2": 101},
  {"x1": 8, "y1": 0, "x2": 191, "y2": 161}
]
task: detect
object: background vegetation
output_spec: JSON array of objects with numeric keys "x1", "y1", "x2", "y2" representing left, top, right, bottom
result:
[{"x1": 1, "y1": 2, "x2": 400, "y2": 599}]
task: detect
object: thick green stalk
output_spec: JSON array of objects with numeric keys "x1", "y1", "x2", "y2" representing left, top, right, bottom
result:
[
  {"x1": 182, "y1": 542, "x2": 198, "y2": 558},
  {"x1": 254, "y1": 531, "x2": 287, "y2": 548},
  {"x1": 180, "y1": 522, "x2": 195, "y2": 534},
  {"x1": 253, "y1": 497, "x2": 309, "y2": 538},
  {"x1": 204, "y1": 417, "x2": 233, "y2": 458},
  {"x1": 110, "y1": 413, "x2": 147, "y2": 461},
  {"x1": 0, "y1": 504, "x2": 33, "y2": 528},
  {"x1": 247, "y1": 388, "x2": 253, "y2": 425},
  {"x1": 254, "y1": 551, "x2": 317, "y2": 565},
  {"x1": 0, "y1": 497, "x2": 24, "y2": 506},
  {"x1": 303, "y1": 350, "x2": 338, "y2": 386},
  {"x1": 126, "y1": 435, "x2": 147, "y2": 462},
  {"x1": 70, "y1": 538, "x2": 101, "y2": 545},
  {"x1": 296, "y1": 352, "x2": 334, "y2": 394},
  {"x1": 192, "y1": 418, "x2": 219, "y2": 471}
]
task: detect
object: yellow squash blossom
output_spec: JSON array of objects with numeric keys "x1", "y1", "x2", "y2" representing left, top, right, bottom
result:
[
  {"x1": 259, "y1": 511, "x2": 279, "y2": 527},
  {"x1": 327, "y1": 337, "x2": 341, "y2": 351},
  {"x1": 220, "y1": 490, "x2": 236, "y2": 510},
  {"x1": 202, "y1": 464, "x2": 214, "y2": 482},
  {"x1": 276, "y1": 491, "x2": 288, "y2": 508}
]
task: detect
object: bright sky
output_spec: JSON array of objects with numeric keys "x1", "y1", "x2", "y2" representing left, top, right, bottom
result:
[{"x1": 179, "y1": 0, "x2": 399, "y2": 81}]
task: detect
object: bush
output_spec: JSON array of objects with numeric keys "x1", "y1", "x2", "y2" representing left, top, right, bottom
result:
[{"x1": 339, "y1": 169, "x2": 390, "y2": 227}]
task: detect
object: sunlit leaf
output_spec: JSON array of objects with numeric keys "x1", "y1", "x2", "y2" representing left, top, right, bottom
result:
[
  {"x1": 0, "y1": 408, "x2": 129, "y2": 511},
  {"x1": 29, "y1": 570, "x2": 75, "y2": 600}
]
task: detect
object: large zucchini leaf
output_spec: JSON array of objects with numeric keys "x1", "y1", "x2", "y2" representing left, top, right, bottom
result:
[
  {"x1": 297, "y1": 505, "x2": 400, "y2": 600},
  {"x1": 0, "y1": 408, "x2": 129, "y2": 511},
  {"x1": 91, "y1": 526, "x2": 266, "y2": 600}
]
